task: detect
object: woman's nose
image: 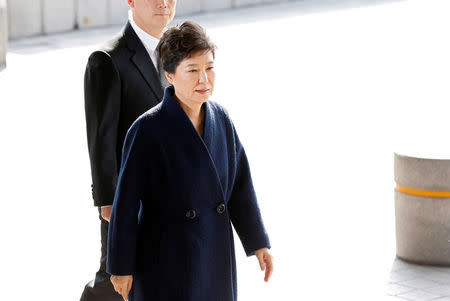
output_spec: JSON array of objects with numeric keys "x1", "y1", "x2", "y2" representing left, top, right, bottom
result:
[{"x1": 198, "y1": 70, "x2": 208, "y2": 83}]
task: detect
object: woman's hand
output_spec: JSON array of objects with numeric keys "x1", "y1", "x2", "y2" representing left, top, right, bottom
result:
[
  {"x1": 110, "y1": 274, "x2": 133, "y2": 300},
  {"x1": 254, "y1": 247, "x2": 274, "y2": 282}
]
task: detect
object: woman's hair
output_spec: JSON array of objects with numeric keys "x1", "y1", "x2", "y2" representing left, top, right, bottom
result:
[{"x1": 157, "y1": 21, "x2": 217, "y2": 74}]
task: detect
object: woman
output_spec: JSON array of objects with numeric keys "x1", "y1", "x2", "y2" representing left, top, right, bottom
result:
[{"x1": 107, "y1": 21, "x2": 274, "y2": 301}]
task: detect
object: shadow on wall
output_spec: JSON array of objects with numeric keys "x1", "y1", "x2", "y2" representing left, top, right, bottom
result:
[{"x1": 7, "y1": 0, "x2": 404, "y2": 55}]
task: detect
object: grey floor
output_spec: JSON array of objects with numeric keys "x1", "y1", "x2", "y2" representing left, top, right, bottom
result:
[{"x1": 387, "y1": 259, "x2": 450, "y2": 301}]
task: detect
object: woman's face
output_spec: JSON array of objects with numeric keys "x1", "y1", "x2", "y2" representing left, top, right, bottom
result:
[{"x1": 165, "y1": 50, "x2": 215, "y2": 106}]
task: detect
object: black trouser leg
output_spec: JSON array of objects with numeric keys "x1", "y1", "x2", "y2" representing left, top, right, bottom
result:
[{"x1": 79, "y1": 208, "x2": 123, "y2": 301}]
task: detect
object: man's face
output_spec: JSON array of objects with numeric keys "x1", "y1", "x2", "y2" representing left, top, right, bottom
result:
[{"x1": 129, "y1": 0, "x2": 176, "y2": 30}]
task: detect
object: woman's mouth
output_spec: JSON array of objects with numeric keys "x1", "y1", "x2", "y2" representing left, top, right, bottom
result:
[{"x1": 195, "y1": 89, "x2": 210, "y2": 94}]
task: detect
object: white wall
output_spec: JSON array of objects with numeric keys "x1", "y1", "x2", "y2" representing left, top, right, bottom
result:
[
  {"x1": 176, "y1": 0, "x2": 202, "y2": 15},
  {"x1": 109, "y1": 0, "x2": 129, "y2": 25},
  {"x1": 0, "y1": 0, "x2": 6, "y2": 68},
  {"x1": 8, "y1": 0, "x2": 42, "y2": 38},
  {"x1": 7, "y1": 0, "x2": 294, "y2": 39},
  {"x1": 77, "y1": 0, "x2": 109, "y2": 29},
  {"x1": 203, "y1": 0, "x2": 231, "y2": 11},
  {"x1": 42, "y1": 0, "x2": 75, "y2": 34}
]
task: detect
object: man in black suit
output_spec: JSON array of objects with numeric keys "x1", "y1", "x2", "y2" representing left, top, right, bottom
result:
[{"x1": 80, "y1": 1, "x2": 176, "y2": 300}]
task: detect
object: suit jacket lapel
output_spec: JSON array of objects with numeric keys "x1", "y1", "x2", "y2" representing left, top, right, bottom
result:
[{"x1": 124, "y1": 22, "x2": 164, "y2": 100}]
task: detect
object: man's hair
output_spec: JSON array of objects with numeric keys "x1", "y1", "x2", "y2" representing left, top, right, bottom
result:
[{"x1": 157, "y1": 21, "x2": 216, "y2": 74}]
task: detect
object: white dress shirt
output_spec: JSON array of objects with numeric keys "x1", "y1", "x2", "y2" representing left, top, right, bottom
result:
[{"x1": 128, "y1": 10, "x2": 160, "y2": 69}]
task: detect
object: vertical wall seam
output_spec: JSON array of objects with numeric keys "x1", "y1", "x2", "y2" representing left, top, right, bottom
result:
[
  {"x1": 74, "y1": 0, "x2": 78, "y2": 29},
  {"x1": 40, "y1": 0, "x2": 44, "y2": 34}
]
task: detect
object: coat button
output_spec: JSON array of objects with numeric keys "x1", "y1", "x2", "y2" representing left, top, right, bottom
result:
[
  {"x1": 216, "y1": 203, "x2": 226, "y2": 214},
  {"x1": 185, "y1": 209, "x2": 196, "y2": 219}
]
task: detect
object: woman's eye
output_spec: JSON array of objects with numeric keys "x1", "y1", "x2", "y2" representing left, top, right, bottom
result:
[
  {"x1": 207, "y1": 67, "x2": 214, "y2": 70},
  {"x1": 189, "y1": 70, "x2": 197, "y2": 73}
]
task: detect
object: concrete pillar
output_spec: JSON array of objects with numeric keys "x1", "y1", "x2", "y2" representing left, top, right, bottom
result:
[
  {"x1": 0, "y1": 0, "x2": 6, "y2": 69},
  {"x1": 394, "y1": 153, "x2": 450, "y2": 266},
  {"x1": 202, "y1": 0, "x2": 231, "y2": 11},
  {"x1": 109, "y1": 0, "x2": 129, "y2": 25},
  {"x1": 7, "y1": 0, "x2": 42, "y2": 39},
  {"x1": 42, "y1": 0, "x2": 75, "y2": 34},
  {"x1": 77, "y1": 0, "x2": 108, "y2": 29},
  {"x1": 176, "y1": 0, "x2": 201, "y2": 16}
]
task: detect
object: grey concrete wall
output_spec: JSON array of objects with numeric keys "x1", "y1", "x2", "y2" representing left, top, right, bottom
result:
[
  {"x1": 7, "y1": 0, "x2": 298, "y2": 39},
  {"x1": 77, "y1": 0, "x2": 109, "y2": 29},
  {"x1": 0, "y1": 0, "x2": 6, "y2": 69},
  {"x1": 394, "y1": 153, "x2": 450, "y2": 266},
  {"x1": 109, "y1": 0, "x2": 129, "y2": 25},
  {"x1": 177, "y1": 0, "x2": 202, "y2": 15},
  {"x1": 8, "y1": 0, "x2": 42, "y2": 38},
  {"x1": 42, "y1": 0, "x2": 75, "y2": 34},
  {"x1": 203, "y1": 0, "x2": 231, "y2": 11},
  {"x1": 234, "y1": 0, "x2": 263, "y2": 7}
]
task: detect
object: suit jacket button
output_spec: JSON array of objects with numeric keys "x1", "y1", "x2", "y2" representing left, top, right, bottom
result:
[
  {"x1": 216, "y1": 203, "x2": 226, "y2": 214},
  {"x1": 186, "y1": 209, "x2": 196, "y2": 219}
]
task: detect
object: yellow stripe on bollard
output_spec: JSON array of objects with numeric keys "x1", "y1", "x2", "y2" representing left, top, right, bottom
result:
[{"x1": 396, "y1": 184, "x2": 450, "y2": 198}]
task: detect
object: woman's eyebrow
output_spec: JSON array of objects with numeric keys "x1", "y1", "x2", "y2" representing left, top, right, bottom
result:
[{"x1": 185, "y1": 61, "x2": 214, "y2": 67}]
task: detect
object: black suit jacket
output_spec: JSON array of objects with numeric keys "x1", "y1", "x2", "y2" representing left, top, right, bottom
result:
[{"x1": 84, "y1": 21, "x2": 164, "y2": 207}]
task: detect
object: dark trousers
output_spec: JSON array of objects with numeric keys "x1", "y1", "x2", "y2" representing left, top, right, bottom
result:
[{"x1": 80, "y1": 208, "x2": 123, "y2": 301}]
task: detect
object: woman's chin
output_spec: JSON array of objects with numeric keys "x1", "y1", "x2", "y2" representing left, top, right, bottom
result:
[{"x1": 194, "y1": 93, "x2": 212, "y2": 103}]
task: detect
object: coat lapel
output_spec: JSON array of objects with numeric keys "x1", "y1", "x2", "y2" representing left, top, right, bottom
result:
[
  {"x1": 124, "y1": 22, "x2": 164, "y2": 100},
  {"x1": 161, "y1": 87, "x2": 226, "y2": 201}
]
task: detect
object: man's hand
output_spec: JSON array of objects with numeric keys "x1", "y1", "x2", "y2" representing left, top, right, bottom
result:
[
  {"x1": 254, "y1": 247, "x2": 274, "y2": 282},
  {"x1": 101, "y1": 205, "x2": 113, "y2": 222},
  {"x1": 110, "y1": 274, "x2": 133, "y2": 300}
]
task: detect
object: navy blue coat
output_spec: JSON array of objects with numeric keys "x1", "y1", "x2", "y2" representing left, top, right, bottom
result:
[{"x1": 106, "y1": 86, "x2": 271, "y2": 301}]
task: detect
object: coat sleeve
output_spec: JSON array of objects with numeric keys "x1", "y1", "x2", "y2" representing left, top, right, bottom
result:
[
  {"x1": 106, "y1": 119, "x2": 147, "y2": 276},
  {"x1": 227, "y1": 123, "x2": 271, "y2": 257},
  {"x1": 84, "y1": 50, "x2": 121, "y2": 207}
]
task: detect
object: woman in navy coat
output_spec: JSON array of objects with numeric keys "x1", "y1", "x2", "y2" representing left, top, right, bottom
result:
[{"x1": 106, "y1": 21, "x2": 273, "y2": 301}]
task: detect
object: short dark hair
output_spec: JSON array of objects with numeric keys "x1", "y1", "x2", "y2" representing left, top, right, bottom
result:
[{"x1": 157, "y1": 21, "x2": 217, "y2": 74}]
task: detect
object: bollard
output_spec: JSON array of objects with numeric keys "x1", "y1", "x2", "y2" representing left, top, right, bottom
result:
[
  {"x1": 0, "y1": 0, "x2": 6, "y2": 69},
  {"x1": 394, "y1": 153, "x2": 450, "y2": 266}
]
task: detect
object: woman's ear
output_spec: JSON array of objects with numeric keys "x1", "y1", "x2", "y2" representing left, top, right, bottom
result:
[{"x1": 165, "y1": 71, "x2": 174, "y2": 85}]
